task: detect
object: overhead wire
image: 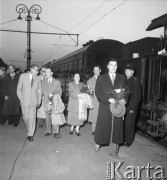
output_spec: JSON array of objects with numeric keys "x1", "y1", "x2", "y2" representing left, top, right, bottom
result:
[
  {"x1": 80, "y1": 0, "x2": 128, "y2": 35},
  {"x1": 0, "y1": 18, "x2": 19, "y2": 26},
  {"x1": 45, "y1": 0, "x2": 111, "y2": 60},
  {"x1": 57, "y1": 0, "x2": 128, "y2": 48},
  {"x1": 41, "y1": 0, "x2": 109, "y2": 62},
  {"x1": 68, "y1": 0, "x2": 108, "y2": 32},
  {"x1": 36, "y1": 19, "x2": 77, "y2": 44},
  {"x1": 0, "y1": 16, "x2": 26, "y2": 26}
]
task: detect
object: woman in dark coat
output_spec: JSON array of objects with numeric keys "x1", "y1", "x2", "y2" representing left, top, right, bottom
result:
[
  {"x1": 94, "y1": 58, "x2": 126, "y2": 160},
  {"x1": 1, "y1": 65, "x2": 20, "y2": 126}
]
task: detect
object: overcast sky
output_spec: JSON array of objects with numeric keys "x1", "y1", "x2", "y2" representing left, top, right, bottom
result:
[{"x1": 0, "y1": 0, "x2": 167, "y2": 69}]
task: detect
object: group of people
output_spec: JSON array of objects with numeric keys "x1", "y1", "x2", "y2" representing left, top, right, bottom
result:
[
  {"x1": 66, "y1": 58, "x2": 141, "y2": 160},
  {"x1": 0, "y1": 58, "x2": 141, "y2": 160}
]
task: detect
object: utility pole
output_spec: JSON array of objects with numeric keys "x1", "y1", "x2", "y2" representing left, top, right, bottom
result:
[{"x1": 16, "y1": 4, "x2": 42, "y2": 69}]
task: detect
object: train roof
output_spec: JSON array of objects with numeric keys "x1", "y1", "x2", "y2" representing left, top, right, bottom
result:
[{"x1": 50, "y1": 39, "x2": 123, "y2": 65}]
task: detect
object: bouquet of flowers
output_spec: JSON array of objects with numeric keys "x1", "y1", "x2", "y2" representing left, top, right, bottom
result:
[
  {"x1": 80, "y1": 83, "x2": 94, "y2": 97},
  {"x1": 108, "y1": 88, "x2": 129, "y2": 104}
]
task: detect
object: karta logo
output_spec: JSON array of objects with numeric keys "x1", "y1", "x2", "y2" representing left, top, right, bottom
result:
[{"x1": 106, "y1": 162, "x2": 167, "y2": 180}]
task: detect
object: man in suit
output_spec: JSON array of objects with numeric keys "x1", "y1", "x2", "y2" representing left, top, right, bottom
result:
[
  {"x1": 0, "y1": 67, "x2": 6, "y2": 125},
  {"x1": 42, "y1": 68, "x2": 62, "y2": 138},
  {"x1": 94, "y1": 58, "x2": 126, "y2": 160},
  {"x1": 87, "y1": 65, "x2": 101, "y2": 135},
  {"x1": 1, "y1": 65, "x2": 20, "y2": 126},
  {"x1": 17, "y1": 64, "x2": 42, "y2": 142},
  {"x1": 124, "y1": 64, "x2": 141, "y2": 146}
]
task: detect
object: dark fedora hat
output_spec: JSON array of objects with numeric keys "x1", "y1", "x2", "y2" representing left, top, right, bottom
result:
[
  {"x1": 110, "y1": 101, "x2": 126, "y2": 117},
  {"x1": 124, "y1": 63, "x2": 135, "y2": 71}
]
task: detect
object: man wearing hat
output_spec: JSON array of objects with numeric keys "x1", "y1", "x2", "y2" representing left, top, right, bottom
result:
[
  {"x1": 94, "y1": 58, "x2": 127, "y2": 160},
  {"x1": 124, "y1": 63, "x2": 141, "y2": 146}
]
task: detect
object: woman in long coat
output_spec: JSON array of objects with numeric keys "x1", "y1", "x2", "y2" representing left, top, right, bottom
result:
[
  {"x1": 67, "y1": 73, "x2": 83, "y2": 136},
  {"x1": 94, "y1": 59, "x2": 126, "y2": 159},
  {"x1": 1, "y1": 65, "x2": 20, "y2": 126}
]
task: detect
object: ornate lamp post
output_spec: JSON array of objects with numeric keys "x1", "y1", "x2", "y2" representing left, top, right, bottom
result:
[{"x1": 16, "y1": 4, "x2": 42, "y2": 69}]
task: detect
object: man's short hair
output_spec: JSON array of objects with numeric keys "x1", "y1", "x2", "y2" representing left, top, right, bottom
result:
[
  {"x1": 30, "y1": 64, "x2": 38, "y2": 69},
  {"x1": 8, "y1": 65, "x2": 15, "y2": 69},
  {"x1": 93, "y1": 65, "x2": 101, "y2": 70},
  {"x1": 106, "y1": 58, "x2": 118, "y2": 65}
]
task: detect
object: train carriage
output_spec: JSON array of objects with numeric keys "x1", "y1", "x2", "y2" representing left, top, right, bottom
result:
[{"x1": 45, "y1": 37, "x2": 167, "y2": 139}]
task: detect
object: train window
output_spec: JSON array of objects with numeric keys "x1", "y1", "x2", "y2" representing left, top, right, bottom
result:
[
  {"x1": 79, "y1": 59, "x2": 83, "y2": 73},
  {"x1": 65, "y1": 63, "x2": 69, "y2": 73},
  {"x1": 73, "y1": 61, "x2": 77, "y2": 71},
  {"x1": 61, "y1": 64, "x2": 65, "y2": 73},
  {"x1": 69, "y1": 61, "x2": 73, "y2": 73},
  {"x1": 76, "y1": 60, "x2": 79, "y2": 71}
]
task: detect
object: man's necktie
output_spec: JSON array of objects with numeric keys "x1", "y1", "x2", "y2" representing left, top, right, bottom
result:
[
  {"x1": 31, "y1": 77, "x2": 34, "y2": 87},
  {"x1": 111, "y1": 75, "x2": 114, "y2": 85}
]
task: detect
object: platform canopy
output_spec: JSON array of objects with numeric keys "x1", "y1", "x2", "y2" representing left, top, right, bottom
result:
[{"x1": 146, "y1": 13, "x2": 167, "y2": 31}]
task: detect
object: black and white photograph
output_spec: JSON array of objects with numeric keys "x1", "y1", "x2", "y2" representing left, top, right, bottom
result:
[{"x1": 0, "y1": 0, "x2": 167, "y2": 179}]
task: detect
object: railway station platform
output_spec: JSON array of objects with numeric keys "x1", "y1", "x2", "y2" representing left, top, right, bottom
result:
[{"x1": 0, "y1": 119, "x2": 167, "y2": 180}]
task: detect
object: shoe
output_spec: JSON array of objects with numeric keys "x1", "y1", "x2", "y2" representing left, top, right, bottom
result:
[
  {"x1": 109, "y1": 153, "x2": 120, "y2": 160},
  {"x1": 27, "y1": 136, "x2": 33, "y2": 142},
  {"x1": 124, "y1": 142, "x2": 131, "y2": 147},
  {"x1": 95, "y1": 144, "x2": 101, "y2": 152},
  {"x1": 69, "y1": 130, "x2": 73, "y2": 135},
  {"x1": 54, "y1": 133, "x2": 61, "y2": 138},
  {"x1": 75, "y1": 131, "x2": 81, "y2": 136},
  {"x1": 92, "y1": 132, "x2": 95, "y2": 135},
  {"x1": 45, "y1": 132, "x2": 51, "y2": 136}
]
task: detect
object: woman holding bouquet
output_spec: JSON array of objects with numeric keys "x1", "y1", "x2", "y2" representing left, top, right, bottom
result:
[
  {"x1": 67, "y1": 73, "x2": 83, "y2": 136},
  {"x1": 94, "y1": 58, "x2": 127, "y2": 160}
]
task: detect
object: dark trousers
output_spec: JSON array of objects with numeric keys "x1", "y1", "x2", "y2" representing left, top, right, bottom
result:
[
  {"x1": 0, "y1": 100, "x2": 4, "y2": 122},
  {"x1": 0, "y1": 115, "x2": 20, "y2": 126},
  {"x1": 124, "y1": 112, "x2": 137, "y2": 144}
]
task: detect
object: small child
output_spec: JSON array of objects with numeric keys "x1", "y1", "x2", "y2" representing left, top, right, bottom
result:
[{"x1": 51, "y1": 94, "x2": 66, "y2": 138}]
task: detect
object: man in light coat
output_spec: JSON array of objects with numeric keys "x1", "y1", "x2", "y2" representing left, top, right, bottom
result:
[
  {"x1": 17, "y1": 64, "x2": 42, "y2": 141},
  {"x1": 87, "y1": 65, "x2": 101, "y2": 135},
  {"x1": 37, "y1": 67, "x2": 46, "y2": 128},
  {"x1": 42, "y1": 68, "x2": 62, "y2": 138}
]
